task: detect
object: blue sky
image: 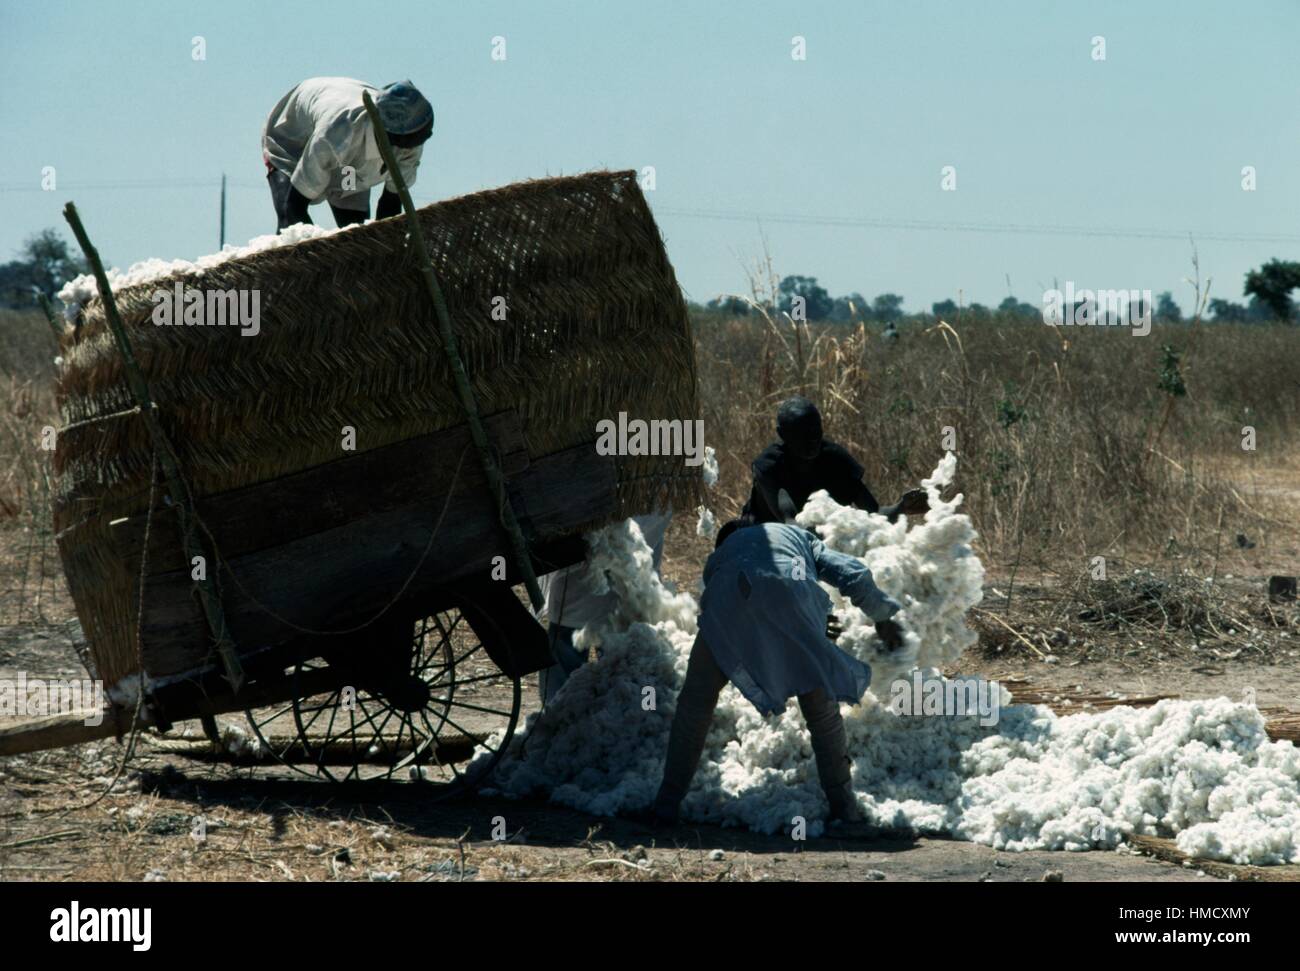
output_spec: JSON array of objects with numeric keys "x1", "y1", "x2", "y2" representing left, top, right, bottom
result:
[{"x1": 3, "y1": 0, "x2": 1297, "y2": 311}]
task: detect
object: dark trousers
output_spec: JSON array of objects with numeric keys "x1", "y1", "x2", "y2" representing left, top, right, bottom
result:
[
  {"x1": 653, "y1": 633, "x2": 858, "y2": 821},
  {"x1": 266, "y1": 166, "x2": 367, "y2": 233},
  {"x1": 537, "y1": 624, "x2": 589, "y2": 705}
]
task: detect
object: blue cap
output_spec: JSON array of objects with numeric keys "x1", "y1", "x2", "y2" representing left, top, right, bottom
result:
[{"x1": 376, "y1": 80, "x2": 433, "y2": 134}]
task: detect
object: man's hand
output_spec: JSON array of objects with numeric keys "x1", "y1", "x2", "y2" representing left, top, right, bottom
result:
[
  {"x1": 895, "y1": 489, "x2": 929, "y2": 516},
  {"x1": 825, "y1": 615, "x2": 844, "y2": 642},
  {"x1": 874, "y1": 618, "x2": 904, "y2": 652}
]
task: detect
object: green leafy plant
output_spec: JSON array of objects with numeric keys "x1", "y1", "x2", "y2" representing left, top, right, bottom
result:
[{"x1": 1157, "y1": 344, "x2": 1187, "y2": 398}]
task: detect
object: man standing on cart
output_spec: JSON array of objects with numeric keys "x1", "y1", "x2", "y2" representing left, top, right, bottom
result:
[{"x1": 262, "y1": 77, "x2": 434, "y2": 232}]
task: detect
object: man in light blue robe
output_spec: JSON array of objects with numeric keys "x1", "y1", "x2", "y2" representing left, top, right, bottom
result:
[{"x1": 653, "y1": 517, "x2": 904, "y2": 824}]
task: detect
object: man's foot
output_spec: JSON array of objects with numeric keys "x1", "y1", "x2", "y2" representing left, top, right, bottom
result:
[
  {"x1": 623, "y1": 804, "x2": 679, "y2": 828},
  {"x1": 826, "y1": 781, "x2": 864, "y2": 824},
  {"x1": 826, "y1": 818, "x2": 882, "y2": 840}
]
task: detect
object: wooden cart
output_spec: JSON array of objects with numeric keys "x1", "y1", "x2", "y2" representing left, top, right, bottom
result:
[
  {"x1": 4, "y1": 170, "x2": 700, "y2": 795},
  {"x1": 4, "y1": 407, "x2": 617, "y2": 794}
]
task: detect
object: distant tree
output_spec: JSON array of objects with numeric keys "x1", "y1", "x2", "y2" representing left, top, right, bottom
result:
[
  {"x1": 1131, "y1": 294, "x2": 1149, "y2": 324},
  {"x1": 1244, "y1": 259, "x2": 1300, "y2": 322},
  {"x1": 1209, "y1": 298, "x2": 1249, "y2": 323},
  {"x1": 705, "y1": 294, "x2": 751, "y2": 316},
  {"x1": 0, "y1": 229, "x2": 86, "y2": 309},
  {"x1": 21, "y1": 229, "x2": 84, "y2": 300},
  {"x1": 872, "y1": 293, "x2": 905, "y2": 321},
  {"x1": 997, "y1": 295, "x2": 1039, "y2": 318},
  {"x1": 1246, "y1": 295, "x2": 1277, "y2": 322},
  {"x1": 0, "y1": 260, "x2": 39, "y2": 308},
  {"x1": 1155, "y1": 291, "x2": 1182, "y2": 323},
  {"x1": 777, "y1": 275, "x2": 833, "y2": 321},
  {"x1": 1069, "y1": 297, "x2": 1096, "y2": 325},
  {"x1": 828, "y1": 292, "x2": 871, "y2": 323},
  {"x1": 931, "y1": 298, "x2": 959, "y2": 319}
]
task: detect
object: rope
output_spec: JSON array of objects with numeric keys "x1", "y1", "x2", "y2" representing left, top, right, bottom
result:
[
  {"x1": 185, "y1": 441, "x2": 472, "y2": 637},
  {"x1": 52, "y1": 451, "x2": 160, "y2": 816},
  {"x1": 47, "y1": 435, "x2": 473, "y2": 808}
]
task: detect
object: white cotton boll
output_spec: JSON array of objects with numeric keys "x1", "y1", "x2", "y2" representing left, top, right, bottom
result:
[
  {"x1": 56, "y1": 222, "x2": 352, "y2": 319},
  {"x1": 696, "y1": 506, "x2": 716, "y2": 540},
  {"x1": 476, "y1": 454, "x2": 1300, "y2": 865},
  {"x1": 218, "y1": 722, "x2": 265, "y2": 759},
  {"x1": 922, "y1": 450, "x2": 959, "y2": 494},
  {"x1": 701, "y1": 446, "x2": 719, "y2": 487},
  {"x1": 797, "y1": 463, "x2": 984, "y2": 685}
]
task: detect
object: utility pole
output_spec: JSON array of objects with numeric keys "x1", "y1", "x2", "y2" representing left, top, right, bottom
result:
[{"x1": 219, "y1": 173, "x2": 227, "y2": 249}]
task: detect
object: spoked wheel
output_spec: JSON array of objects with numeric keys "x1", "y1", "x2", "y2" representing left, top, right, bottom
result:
[{"x1": 244, "y1": 607, "x2": 522, "y2": 792}]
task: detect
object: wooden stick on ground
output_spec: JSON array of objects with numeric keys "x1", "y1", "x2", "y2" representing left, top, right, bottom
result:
[
  {"x1": 360, "y1": 94, "x2": 545, "y2": 611},
  {"x1": 0, "y1": 830, "x2": 84, "y2": 851},
  {"x1": 974, "y1": 607, "x2": 1048, "y2": 659}
]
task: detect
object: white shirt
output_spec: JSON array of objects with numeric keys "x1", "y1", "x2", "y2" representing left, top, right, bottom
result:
[
  {"x1": 262, "y1": 77, "x2": 423, "y2": 211},
  {"x1": 540, "y1": 513, "x2": 672, "y2": 629}
]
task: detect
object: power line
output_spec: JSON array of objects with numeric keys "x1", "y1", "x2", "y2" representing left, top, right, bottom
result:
[
  {"x1": 653, "y1": 205, "x2": 1300, "y2": 245},
  {"x1": 0, "y1": 176, "x2": 436, "y2": 199},
  {"x1": 0, "y1": 178, "x2": 233, "y2": 191},
  {"x1": 5, "y1": 177, "x2": 1296, "y2": 245}
]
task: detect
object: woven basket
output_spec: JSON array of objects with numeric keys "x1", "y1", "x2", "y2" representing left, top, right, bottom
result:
[{"x1": 53, "y1": 169, "x2": 700, "y2": 691}]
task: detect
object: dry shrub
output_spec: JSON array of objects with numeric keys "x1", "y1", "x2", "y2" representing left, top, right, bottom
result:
[
  {"x1": 695, "y1": 304, "x2": 1298, "y2": 570},
  {"x1": 0, "y1": 309, "x2": 62, "y2": 621}
]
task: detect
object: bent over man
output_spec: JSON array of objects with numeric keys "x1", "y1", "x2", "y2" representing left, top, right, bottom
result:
[
  {"x1": 652, "y1": 516, "x2": 905, "y2": 825},
  {"x1": 262, "y1": 77, "x2": 433, "y2": 232}
]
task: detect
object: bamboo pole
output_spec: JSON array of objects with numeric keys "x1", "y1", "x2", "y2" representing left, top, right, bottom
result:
[
  {"x1": 36, "y1": 292, "x2": 64, "y2": 343},
  {"x1": 62, "y1": 203, "x2": 245, "y2": 691},
  {"x1": 361, "y1": 93, "x2": 545, "y2": 611}
]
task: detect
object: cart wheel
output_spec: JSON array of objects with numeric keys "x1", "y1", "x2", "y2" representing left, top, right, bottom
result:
[{"x1": 245, "y1": 607, "x2": 522, "y2": 792}]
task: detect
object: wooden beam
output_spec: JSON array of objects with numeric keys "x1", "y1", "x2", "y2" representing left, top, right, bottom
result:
[
  {"x1": 109, "y1": 411, "x2": 527, "y2": 577},
  {"x1": 0, "y1": 709, "x2": 135, "y2": 756},
  {"x1": 136, "y1": 444, "x2": 615, "y2": 679},
  {"x1": 64, "y1": 202, "x2": 245, "y2": 690}
]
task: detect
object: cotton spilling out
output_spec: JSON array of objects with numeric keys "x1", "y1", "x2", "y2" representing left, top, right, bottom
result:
[
  {"x1": 480, "y1": 455, "x2": 1300, "y2": 865},
  {"x1": 696, "y1": 506, "x2": 717, "y2": 540},
  {"x1": 700, "y1": 446, "x2": 719, "y2": 487},
  {"x1": 56, "y1": 222, "x2": 350, "y2": 321},
  {"x1": 797, "y1": 451, "x2": 983, "y2": 690},
  {"x1": 696, "y1": 446, "x2": 719, "y2": 538}
]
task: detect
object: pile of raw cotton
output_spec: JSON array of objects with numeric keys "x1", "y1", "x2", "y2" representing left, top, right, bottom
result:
[
  {"x1": 56, "y1": 222, "x2": 350, "y2": 320},
  {"x1": 481, "y1": 454, "x2": 1300, "y2": 865}
]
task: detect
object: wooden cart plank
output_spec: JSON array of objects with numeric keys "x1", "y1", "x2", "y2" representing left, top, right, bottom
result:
[
  {"x1": 136, "y1": 443, "x2": 615, "y2": 679},
  {"x1": 108, "y1": 410, "x2": 528, "y2": 577}
]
